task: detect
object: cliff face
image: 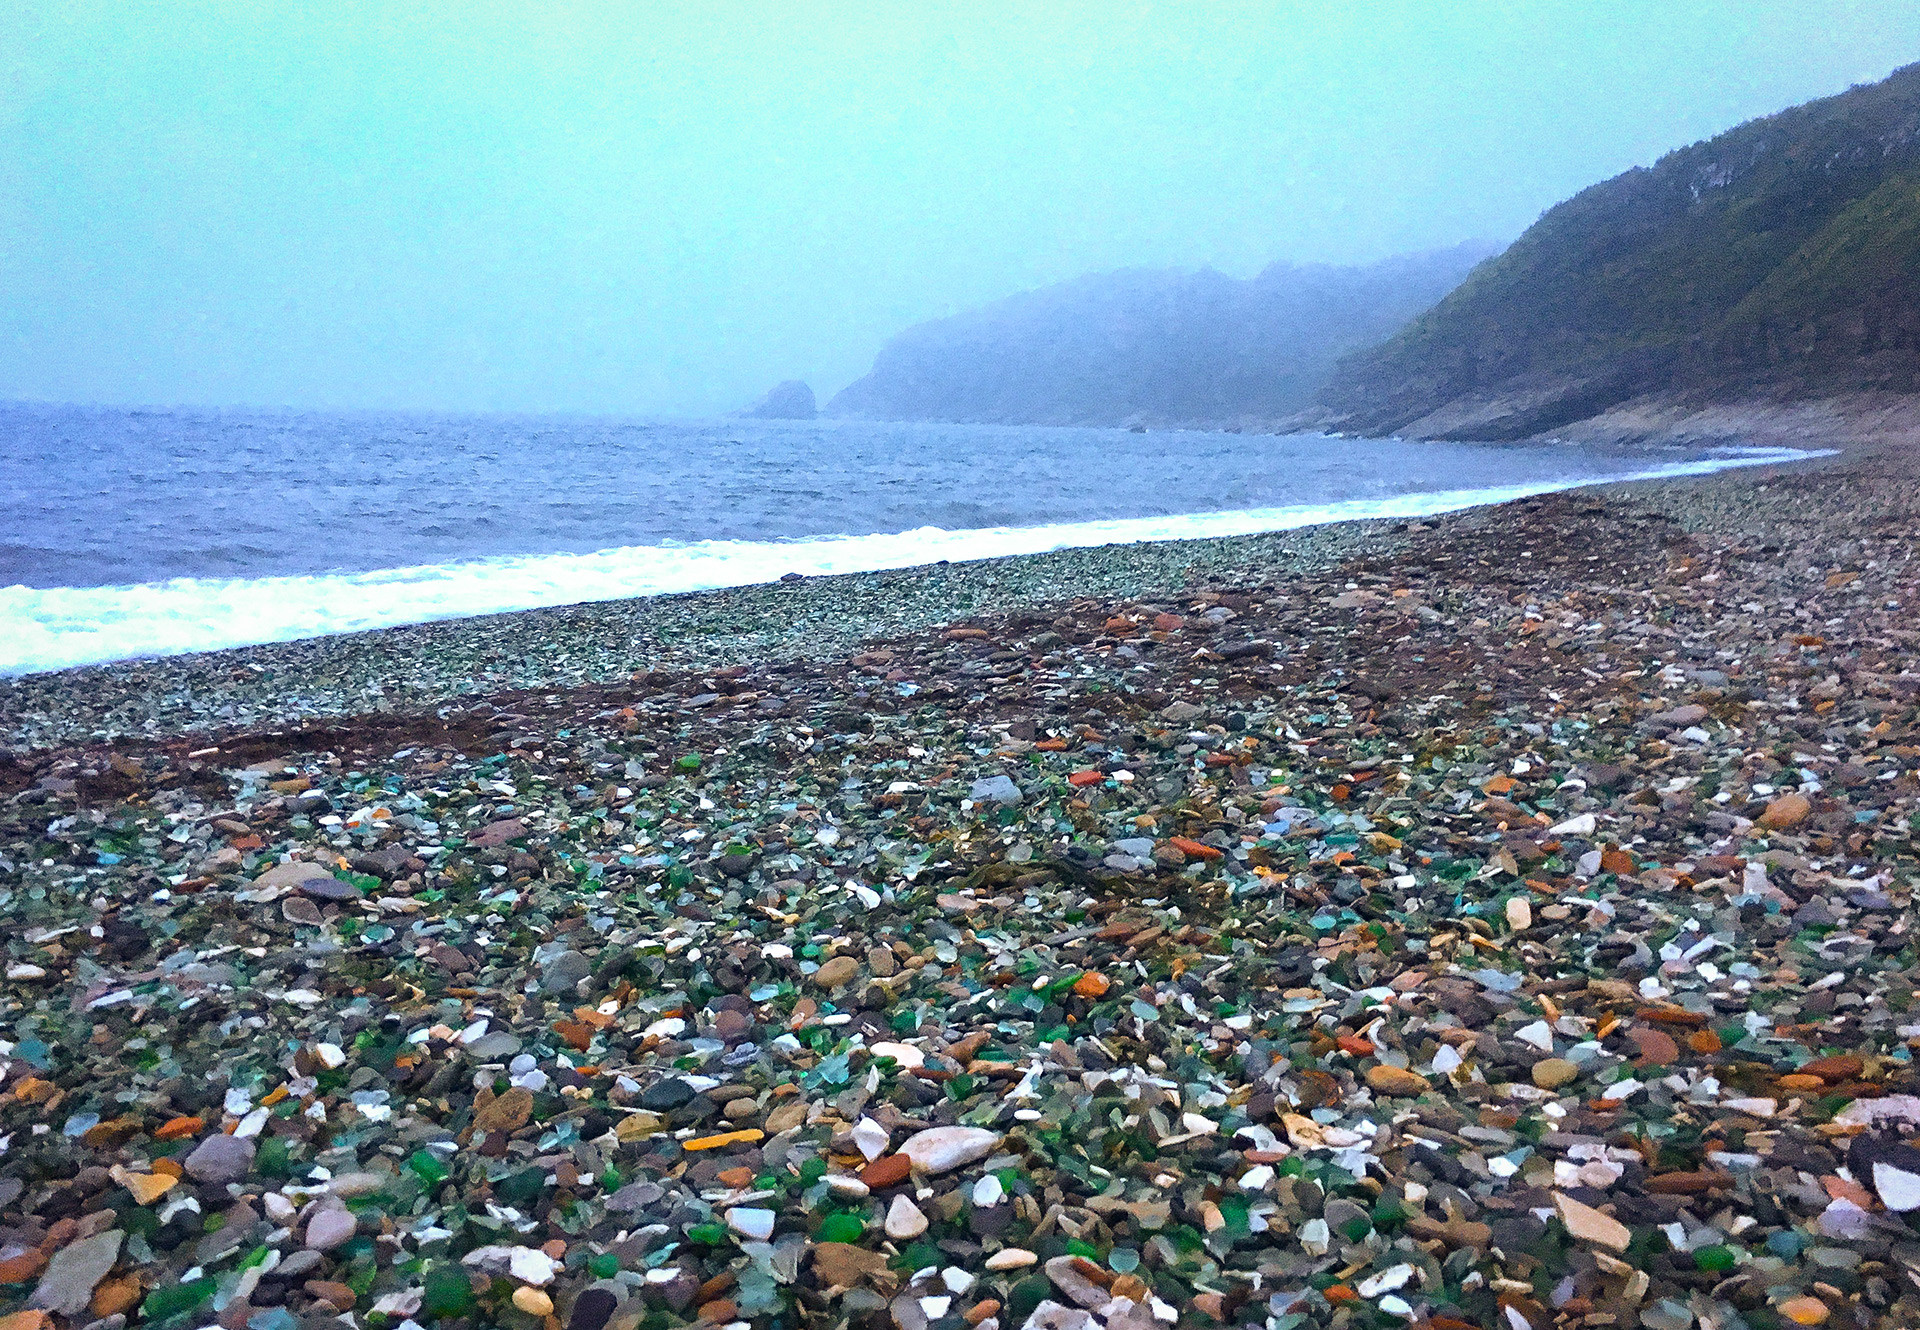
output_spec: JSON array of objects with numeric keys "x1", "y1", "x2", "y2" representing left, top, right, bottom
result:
[
  {"x1": 827, "y1": 244, "x2": 1495, "y2": 428},
  {"x1": 1319, "y1": 64, "x2": 1920, "y2": 439}
]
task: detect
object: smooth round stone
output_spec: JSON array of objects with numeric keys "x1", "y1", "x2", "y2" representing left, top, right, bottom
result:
[
  {"x1": 328, "y1": 1172, "x2": 385, "y2": 1196},
  {"x1": 898, "y1": 1126, "x2": 1000, "y2": 1174},
  {"x1": 1364, "y1": 1065, "x2": 1430, "y2": 1097},
  {"x1": 985, "y1": 1248, "x2": 1038, "y2": 1271},
  {"x1": 1533, "y1": 1058, "x2": 1579, "y2": 1090},
  {"x1": 511, "y1": 1287, "x2": 554, "y2": 1317},
  {"x1": 183, "y1": 1133, "x2": 255, "y2": 1184},
  {"x1": 868, "y1": 1041, "x2": 924, "y2": 1069},
  {"x1": 304, "y1": 1205, "x2": 357, "y2": 1251},
  {"x1": 1779, "y1": 1296, "x2": 1831, "y2": 1325}
]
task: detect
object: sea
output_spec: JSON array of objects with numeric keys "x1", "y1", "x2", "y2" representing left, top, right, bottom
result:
[{"x1": 0, "y1": 401, "x2": 1817, "y2": 676}]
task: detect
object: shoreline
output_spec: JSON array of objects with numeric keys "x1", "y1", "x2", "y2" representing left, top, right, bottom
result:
[
  {"x1": 6, "y1": 431, "x2": 1920, "y2": 1327},
  {"x1": 0, "y1": 438, "x2": 1838, "y2": 753}
]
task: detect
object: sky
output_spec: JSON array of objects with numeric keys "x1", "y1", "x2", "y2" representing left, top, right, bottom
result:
[{"x1": 3, "y1": 3, "x2": 1918, "y2": 417}]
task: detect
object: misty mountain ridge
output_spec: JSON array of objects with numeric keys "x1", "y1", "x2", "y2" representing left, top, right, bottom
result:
[
  {"x1": 1319, "y1": 62, "x2": 1920, "y2": 440},
  {"x1": 827, "y1": 242, "x2": 1498, "y2": 429}
]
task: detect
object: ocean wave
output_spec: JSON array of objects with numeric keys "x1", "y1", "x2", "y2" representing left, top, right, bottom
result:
[{"x1": 0, "y1": 446, "x2": 1826, "y2": 676}]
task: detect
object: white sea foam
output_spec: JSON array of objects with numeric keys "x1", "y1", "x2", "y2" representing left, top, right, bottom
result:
[{"x1": 0, "y1": 446, "x2": 1825, "y2": 676}]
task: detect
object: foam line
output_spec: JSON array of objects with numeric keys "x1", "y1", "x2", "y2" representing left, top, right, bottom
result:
[{"x1": 0, "y1": 446, "x2": 1826, "y2": 675}]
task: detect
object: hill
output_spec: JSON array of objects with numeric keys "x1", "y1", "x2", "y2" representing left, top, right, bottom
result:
[
  {"x1": 1320, "y1": 63, "x2": 1920, "y2": 439},
  {"x1": 827, "y1": 244, "x2": 1494, "y2": 428},
  {"x1": 740, "y1": 380, "x2": 817, "y2": 419}
]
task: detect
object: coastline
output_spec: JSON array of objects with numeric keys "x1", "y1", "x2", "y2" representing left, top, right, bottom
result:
[
  {"x1": 8, "y1": 430, "x2": 1920, "y2": 1326},
  {"x1": 0, "y1": 432, "x2": 1842, "y2": 753}
]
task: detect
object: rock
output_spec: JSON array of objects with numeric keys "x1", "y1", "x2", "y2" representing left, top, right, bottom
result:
[
  {"x1": 861, "y1": 1154, "x2": 912, "y2": 1189},
  {"x1": 1365, "y1": 1065, "x2": 1430, "y2": 1097},
  {"x1": 276, "y1": 1250, "x2": 322, "y2": 1278},
  {"x1": 1848, "y1": 1134, "x2": 1920, "y2": 1210},
  {"x1": 1629, "y1": 1026, "x2": 1680, "y2": 1066},
  {"x1": 1043, "y1": 1255, "x2": 1110, "y2": 1309},
  {"x1": 985, "y1": 1248, "x2": 1038, "y2": 1270},
  {"x1": 1022, "y1": 1304, "x2": 1096, "y2": 1330},
  {"x1": 726, "y1": 1207, "x2": 775, "y2": 1240},
  {"x1": 810, "y1": 1242, "x2": 890, "y2": 1289},
  {"x1": 867, "y1": 1041, "x2": 923, "y2": 1069},
  {"x1": 1356, "y1": 1263, "x2": 1414, "y2": 1298},
  {"x1": 638, "y1": 1077, "x2": 697, "y2": 1112},
  {"x1": 511, "y1": 1287, "x2": 553, "y2": 1317},
  {"x1": 304, "y1": 1205, "x2": 356, "y2": 1251},
  {"x1": 90, "y1": 1272, "x2": 141, "y2": 1318},
  {"x1": 475, "y1": 1086, "x2": 535, "y2": 1132},
  {"x1": 111, "y1": 1167, "x2": 176, "y2": 1205},
  {"x1": 604, "y1": 1179, "x2": 664, "y2": 1213},
  {"x1": 281, "y1": 896, "x2": 325, "y2": 926},
  {"x1": 867, "y1": 946, "x2": 898, "y2": 976},
  {"x1": 508, "y1": 1247, "x2": 560, "y2": 1286},
  {"x1": 465, "y1": 1031, "x2": 523, "y2": 1060},
  {"x1": 1532, "y1": 1058, "x2": 1579, "y2": 1089},
  {"x1": 1160, "y1": 701, "x2": 1205, "y2": 724},
  {"x1": 567, "y1": 1287, "x2": 620, "y2": 1330},
  {"x1": 813, "y1": 955, "x2": 861, "y2": 989},
  {"x1": 741, "y1": 380, "x2": 817, "y2": 420},
  {"x1": 824, "y1": 1174, "x2": 870, "y2": 1200},
  {"x1": 1804, "y1": 1055, "x2": 1864, "y2": 1083},
  {"x1": 1778, "y1": 1295, "x2": 1831, "y2": 1325},
  {"x1": 296, "y1": 874, "x2": 360, "y2": 902},
  {"x1": 1505, "y1": 897, "x2": 1531, "y2": 930},
  {"x1": 884, "y1": 1195, "x2": 928, "y2": 1239},
  {"x1": 851, "y1": 1116, "x2": 890, "y2": 1160},
  {"x1": 764, "y1": 1099, "x2": 809, "y2": 1134},
  {"x1": 30, "y1": 1231, "x2": 123, "y2": 1317},
  {"x1": 305, "y1": 1280, "x2": 356, "y2": 1310},
  {"x1": 250, "y1": 861, "x2": 337, "y2": 896},
  {"x1": 1553, "y1": 1191, "x2": 1631, "y2": 1252},
  {"x1": 468, "y1": 817, "x2": 526, "y2": 847},
  {"x1": 1758, "y1": 792, "x2": 1812, "y2": 829},
  {"x1": 540, "y1": 949, "x2": 591, "y2": 993},
  {"x1": 969, "y1": 775, "x2": 1024, "y2": 806},
  {"x1": 898, "y1": 1126, "x2": 1000, "y2": 1174},
  {"x1": 183, "y1": 1133, "x2": 254, "y2": 1184},
  {"x1": 1072, "y1": 972, "x2": 1111, "y2": 998}
]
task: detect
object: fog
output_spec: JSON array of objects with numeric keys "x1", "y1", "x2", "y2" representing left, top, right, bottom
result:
[{"x1": 3, "y1": 2, "x2": 1917, "y2": 417}]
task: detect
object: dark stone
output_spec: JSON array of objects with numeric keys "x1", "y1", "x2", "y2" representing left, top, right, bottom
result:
[{"x1": 568, "y1": 1288, "x2": 619, "y2": 1330}]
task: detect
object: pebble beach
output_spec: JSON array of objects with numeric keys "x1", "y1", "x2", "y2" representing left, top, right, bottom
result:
[{"x1": 14, "y1": 440, "x2": 1920, "y2": 1330}]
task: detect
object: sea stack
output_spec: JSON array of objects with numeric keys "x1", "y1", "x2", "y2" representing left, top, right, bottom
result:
[{"x1": 742, "y1": 380, "x2": 817, "y2": 419}]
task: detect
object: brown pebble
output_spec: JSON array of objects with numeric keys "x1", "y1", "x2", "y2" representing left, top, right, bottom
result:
[
  {"x1": 1629, "y1": 1026, "x2": 1680, "y2": 1067},
  {"x1": 1365, "y1": 1064, "x2": 1431, "y2": 1097},
  {"x1": 303, "y1": 1281, "x2": 356, "y2": 1311},
  {"x1": 1802, "y1": 1055, "x2": 1864, "y2": 1084},
  {"x1": 860, "y1": 1154, "x2": 912, "y2": 1190}
]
